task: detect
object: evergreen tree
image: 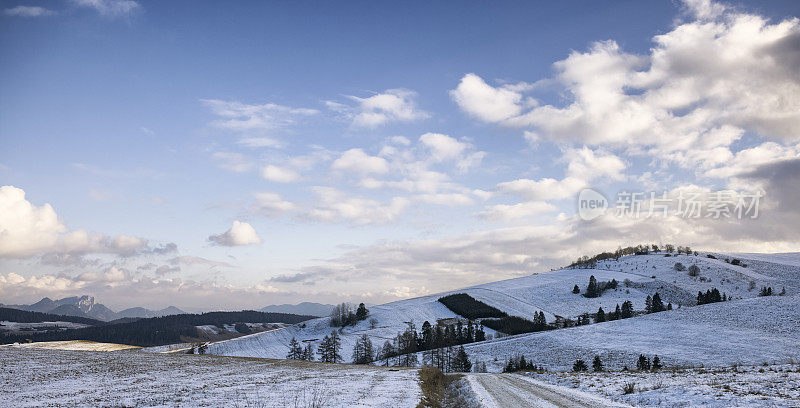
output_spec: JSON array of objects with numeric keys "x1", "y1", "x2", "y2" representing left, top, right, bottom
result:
[
  {"x1": 595, "y1": 307, "x2": 606, "y2": 323},
  {"x1": 621, "y1": 301, "x2": 634, "y2": 318},
  {"x1": 318, "y1": 335, "x2": 331, "y2": 362},
  {"x1": 645, "y1": 295, "x2": 653, "y2": 314},
  {"x1": 573, "y1": 359, "x2": 588, "y2": 371},
  {"x1": 475, "y1": 324, "x2": 486, "y2": 342},
  {"x1": 351, "y1": 334, "x2": 374, "y2": 364},
  {"x1": 667, "y1": 302, "x2": 672, "y2": 310},
  {"x1": 420, "y1": 321, "x2": 433, "y2": 350},
  {"x1": 651, "y1": 293, "x2": 665, "y2": 313},
  {"x1": 585, "y1": 275, "x2": 600, "y2": 298},
  {"x1": 612, "y1": 304, "x2": 621, "y2": 320},
  {"x1": 572, "y1": 284, "x2": 580, "y2": 294},
  {"x1": 355, "y1": 303, "x2": 369, "y2": 321},
  {"x1": 378, "y1": 340, "x2": 396, "y2": 366},
  {"x1": 452, "y1": 346, "x2": 472, "y2": 372},
  {"x1": 302, "y1": 342, "x2": 315, "y2": 361},
  {"x1": 286, "y1": 337, "x2": 303, "y2": 360},
  {"x1": 592, "y1": 355, "x2": 604, "y2": 372},
  {"x1": 652, "y1": 355, "x2": 662, "y2": 370},
  {"x1": 636, "y1": 354, "x2": 651, "y2": 370}
]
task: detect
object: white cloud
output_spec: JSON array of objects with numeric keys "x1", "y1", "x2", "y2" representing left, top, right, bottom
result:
[
  {"x1": 338, "y1": 89, "x2": 429, "y2": 128},
  {"x1": 72, "y1": 0, "x2": 140, "y2": 17},
  {"x1": 0, "y1": 186, "x2": 149, "y2": 258},
  {"x1": 212, "y1": 152, "x2": 254, "y2": 172},
  {"x1": 303, "y1": 187, "x2": 409, "y2": 225},
  {"x1": 4, "y1": 6, "x2": 55, "y2": 17},
  {"x1": 253, "y1": 192, "x2": 295, "y2": 216},
  {"x1": 208, "y1": 221, "x2": 261, "y2": 247},
  {"x1": 202, "y1": 99, "x2": 318, "y2": 144},
  {"x1": 479, "y1": 201, "x2": 557, "y2": 220},
  {"x1": 450, "y1": 73, "x2": 523, "y2": 122},
  {"x1": 451, "y1": 1, "x2": 800, "y2": 173},
  {"x1": 331, "y1": 148, "x2": 389, "y2": 175},
  {"x1": 260, "y1": 165, "x2": 300, "y2": 182},
  {"x1": 419, "y1": 132, "x2": 486, "y2": 172},
  {"x1": 76, "y1": 265, "x2": 128, "y2": 283}
]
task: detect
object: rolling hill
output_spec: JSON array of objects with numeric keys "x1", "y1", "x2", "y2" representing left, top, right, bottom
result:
[{"x1": 201, "y1": 251, "x2": 799, "y2": 371}]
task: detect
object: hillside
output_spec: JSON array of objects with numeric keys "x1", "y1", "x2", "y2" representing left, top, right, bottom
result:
[{"x1": 203, "y1": 252, "x2": 799, "y2": 368}]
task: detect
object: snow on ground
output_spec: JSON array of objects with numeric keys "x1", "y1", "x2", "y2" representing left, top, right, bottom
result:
[
  {"x1": 1, "y1": 340, "x2": 141, "y2": 351},
  {"x1": 527, "y1": 363, "x2": 800, "y2": 407},
  {"x1": 0, "y1": 321, "x2": 90, "y2": 331},
  {"x1": 0, "y1": 347, "x2": 421, "y2": 408},
  {"x1": 458, "y1": 295, "x2": 800, "y2": 373},
  {"x1": 204, "y1": 252, "x2": 799, "y2": 365}
]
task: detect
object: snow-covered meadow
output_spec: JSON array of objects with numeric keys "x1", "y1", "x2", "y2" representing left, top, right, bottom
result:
[
  {"x1": 0, "y1": 347, "x2": 421, "y2": 407},
  {"x1": 528, "y1": 363, "x2": 800, "y2": 407}
]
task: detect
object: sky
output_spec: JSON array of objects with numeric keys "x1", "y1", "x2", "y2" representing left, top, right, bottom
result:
[{"x1": 1, "y1": 0, "x2": 800, "y2": 311}]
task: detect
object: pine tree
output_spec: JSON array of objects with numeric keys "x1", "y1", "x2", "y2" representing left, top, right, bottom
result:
[
  {"x1": 585, "y1": 275, "x2": 599, "y2": 298},
  {"x1": 573, "y1": 359, "x2": 588, "y2": 371},
  {"x1": 612, "y1": 304, "x2": 621, "y2": 320},
  {"x1": 651, "y1": 293, "x2": 665, "y2": 313},
  {"x1": 595, "y1": 307, "x2": 606, "y2": 323},
  {"x1": 636, "y1": 354, "x2": 651, "y2": 370},
  {"x1": 645, "y1": 295, "x2": 653, "y2": 313},
  {"x1": 573, "y1": 284, "x2": 580, "y2": 294},
  {"x1": 318, "y1": 335, "x2": 331, "y2": 362},
  {"x1": 652, "y1": 355, "x2": 662, "y2": 370},
  {"x1": 352, "y1": 334, "x2": 374, "y2": 364},
  {"x1": 452, "y1": 346, "x2": 472, "y2": 372},
  {"x1": 592, "y1": 355, "x2": 604, "y2": 372},
  {"x1": 355, "y1": 303, "x2": 369, "y2": 321},
  {"x1": 621, "y1": 301, "x2": 634, "y2": 318},
  {"x1": 302, "y1": 343, "x2": 315, "y2": 361},
  {"x1": 286, "y1": 337, "x2": 303, "y2": 360}
]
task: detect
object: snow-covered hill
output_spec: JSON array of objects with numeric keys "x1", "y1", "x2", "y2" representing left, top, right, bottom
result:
[{"x1": 202, "y1": 252, "x2": 799, "y2": 368}]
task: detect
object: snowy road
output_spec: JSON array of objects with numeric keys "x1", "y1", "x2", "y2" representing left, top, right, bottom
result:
[{"x1": 467, "y1": 373, "x2": 628, "y2": 408}]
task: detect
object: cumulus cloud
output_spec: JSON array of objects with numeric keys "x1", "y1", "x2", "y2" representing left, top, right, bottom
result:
[
  {"x1": 72, "y1": 0, "x2": 140, "y2": 17},
  {"x1": 260, "y1": 165, "x2": 300, "y2": 182},
  {"x1": 4, "y1": 6, "x2": 55, "y2": 17},
  {"x1": 333, "y1": 89, "x2": 429, "y2": 127},
  {"x1": 303, "y1": 187, "x2": 409, "y2": 225},
  {"x1": 253, "y1": 192, "x2": 295, "y2": 216},
  {"x1": 0, "y1": 186, "x2": 150, "y2": 258},
  {"x1": 451, "y1": 1, "x2": 800, "y2": 174},
  {"x1": 208, "y1": 221, "x2": 262, "y2": 246},
  {"x1": 419, "y1": 133, "x2": 486, "y2": 172},
  {"x1": 331, "y1": 148, "x2": 389, "y2": 175}
]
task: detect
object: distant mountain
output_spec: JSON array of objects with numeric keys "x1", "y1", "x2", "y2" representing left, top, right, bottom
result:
[
  {"x1": 2, "y1": 296, "x2": 184, "y2": 321},
  {"x1": 260, "y1": 302, "x2": 334, "y2": 317},
  {"x1": 117, "y1": 306, "x2": 186, "y2": 319}
]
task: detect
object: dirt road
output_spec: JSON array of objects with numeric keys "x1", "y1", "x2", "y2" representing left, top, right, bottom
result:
[{"x1": 467, "y1": 373, "x2": 628, "y2": 408}]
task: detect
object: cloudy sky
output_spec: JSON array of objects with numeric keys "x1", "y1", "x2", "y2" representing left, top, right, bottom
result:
[{"x1": 1, "y1": 0, "x2": 799, "y2": 310}]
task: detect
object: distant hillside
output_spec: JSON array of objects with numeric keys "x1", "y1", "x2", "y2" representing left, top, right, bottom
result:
[
  {"x1": 260, "y1": 302, "x2": 334, "y2": 317},
  {"x1": 3, "y1": 295, "x2": 185, "y2": 321},
  {"x1": 0, "y1": 308, "x2": 104, "y2": 326},
  {"x1": 1, "y1": 310, "x2": 316, "y2": 347}
]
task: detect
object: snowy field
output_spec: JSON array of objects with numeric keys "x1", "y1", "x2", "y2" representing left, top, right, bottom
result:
[
  {"x1": 0, "y1": 347, "x2": 421, "y2": 408},
  {"x1": 458, "y1": 295, "x2": 800, "y2": 372},
  {"x1": 528, "y1": 363, "x2": 800, "y2": 407},
  {"x1": 203, "y1": 252, "x2": 799, "y2": 365},
  {"x1": 2, "y1": 340, "x2": 140, "y2": 351}
]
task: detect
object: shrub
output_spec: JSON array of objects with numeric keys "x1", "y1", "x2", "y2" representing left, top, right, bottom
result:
[
  {"x1": 673, "y1": 262, "x2": 685, "y2": 271},
  {"x1": 688, "y1": 265, "x2": 700, "y2": 277},
  {"x1": 622, "y1": 382, "x2": 636, "y2": 394}
]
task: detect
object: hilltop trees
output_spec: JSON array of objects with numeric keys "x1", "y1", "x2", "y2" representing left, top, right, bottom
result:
[{"x1": 329, "y1": 302, "x2": 370, "y2": 327}]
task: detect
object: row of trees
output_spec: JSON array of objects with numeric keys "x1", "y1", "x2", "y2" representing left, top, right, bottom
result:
[
  {"x1": 569, "y1": 244, "x2": 696, "y2": 268},
  {"x1": 645, "y1": 293, "x2": 671, "y2": 313},
  {"x1": 697, "y1": 288, "x2": 727, "y2": 305},
  {"x1": 329, "y1": 303, "x2": 370, "y2": 327},
  {"x1": 572, "y1": 355, "x2": 663, "y2": 372},
  {"x1": 286, "y1": 337, "x2": 317, "y2": 361},
  {"x1": 503, "y1": 355, "x2": 543, "y2": 373},
  {"x1": 580, "y1": 275, "x2": 618, "y2": 298}
]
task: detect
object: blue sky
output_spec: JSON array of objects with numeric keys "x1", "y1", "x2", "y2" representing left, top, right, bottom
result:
[{"x1": 2, "y1": 0, "x2": 800, "y2": 310}]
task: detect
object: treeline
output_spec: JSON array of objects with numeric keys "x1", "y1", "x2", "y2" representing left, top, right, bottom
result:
[
  {"x1": 482, "y1": 313, "x2": 550, "y2": 335},
  {"x1": 571, "y1": 354, "x2": 663, "y2": 372},
  {"x1": 0, "y1": 307, "x2": 103, "y2": 326},
  {"x1": 570, "y1": 243, "x2": 697, "y2": 268},
  {"x1": 697, "y1": 288, "x2": 727, "y2": 305},
  {"x1": 1, "y1": 310, "x2": 315, "y2": 347},
  {"x1": 438, "y1": 293, "x2": 506, "y2": 319},
  {"x1": 378, "y1": 320, "x2": 482, "y2": 372},
  {"x1": 503, "y1": 355, "x2": 545, "y2": 373}
]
